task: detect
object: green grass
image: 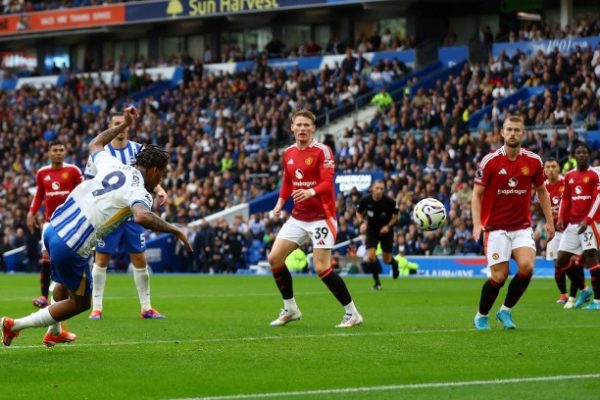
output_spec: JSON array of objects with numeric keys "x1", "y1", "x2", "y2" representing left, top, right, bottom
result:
[{"x1": 1, "y1": 274, "x2": 599, "y2": 400}]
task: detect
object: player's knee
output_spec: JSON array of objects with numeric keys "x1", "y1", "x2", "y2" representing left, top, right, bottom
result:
[
  {"x1": 518, "y1": 261, "x2": 535, "y2": 275},
  {"x1": 267, "y1": 253, "x2": 283, "y2": 268}
]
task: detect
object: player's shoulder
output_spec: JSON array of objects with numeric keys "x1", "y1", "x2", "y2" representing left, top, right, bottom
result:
[
  {"x1": 63, "y1": 163, "x2": 83, "y2": 173},
  {"x1": 479, "y1": 147, "x2": 504, "y2": 169},
  {"x1": 520, "y1": 148, "x2": 543, "y2": 165},
  {"x1": 311, "y1": 140, "x2": 334, "y2": 158},
  {"x1": 37, "y1": 165, "x2": 52, "y2": 173}
]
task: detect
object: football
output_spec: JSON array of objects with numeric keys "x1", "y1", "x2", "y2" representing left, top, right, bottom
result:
[{"x1": 412, "y1": 198, "x2": 447, "y2": 231}]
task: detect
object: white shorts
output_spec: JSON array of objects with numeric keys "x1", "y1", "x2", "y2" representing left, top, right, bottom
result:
[
  {"x1": 41, "y1": 222, "x2": 50, "y2": 253},
  {"x1": 484, "y1": 227, "x2": 536, "y2": 267},
  {"x1": 558, "y1": 223, "x2": 599, "y2": 256},
  {"x1": 277, "y1": 216, "x2": 338, "y2": 249},
  {"x1": 546, "y1": 231, "x2": 563, "y2": 261}
]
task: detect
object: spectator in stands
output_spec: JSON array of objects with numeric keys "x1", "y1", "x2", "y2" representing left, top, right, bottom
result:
[{"x1": 371, "y1": 86, "x2": 393, "y2": 113}]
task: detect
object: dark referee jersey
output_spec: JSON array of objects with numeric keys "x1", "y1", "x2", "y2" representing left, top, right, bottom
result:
[{"x1": 357, "y1": 194, "x2": 399, "y2": 232}]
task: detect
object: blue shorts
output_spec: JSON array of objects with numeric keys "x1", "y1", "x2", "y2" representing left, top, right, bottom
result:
[
  {"x1": 43, "y1": 224, "x2": 92, "y2": 296},
  {"x1": 96, "y1": 220, "x2": 146, "y2": 255}
]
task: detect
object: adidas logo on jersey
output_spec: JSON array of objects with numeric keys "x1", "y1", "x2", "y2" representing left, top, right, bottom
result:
[
  {"x1": 499, "y1": 168, "x2": 507, "y2": 175},
  {"x1": 317, "y1": 239, "x2": 325, "y2": 245},
  {"x1": 569, "y1": 179, "x2": 574, "y2": 184},
  {"x1": 44, "y1": 176, "x2": 51, "y2": 181},
  {"x1": 287, "y1": 159, "x2": 294, "y2": 165}
]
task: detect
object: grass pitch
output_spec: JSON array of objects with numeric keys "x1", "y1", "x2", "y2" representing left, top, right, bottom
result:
[{"x1": 1, "y1": 273, "x2": 599, "y2": 400}]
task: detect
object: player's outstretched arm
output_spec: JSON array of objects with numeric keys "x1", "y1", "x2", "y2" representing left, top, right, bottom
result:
[
  {"x1": 131, "y1": 203, "x2": 193, "y2": 252},
  {"x1": 89, "y1": 106, "x2": 140, "y2": 154}
]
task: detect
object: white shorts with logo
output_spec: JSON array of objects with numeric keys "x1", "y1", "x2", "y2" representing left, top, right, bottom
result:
[
  {"x1": 484, "y1": 227, "x2": 536, "y2": 267},
  {"x1": 277, "y1": 216, "x2": 338, "y2": 249},
  {"x1": 558, "y1": 223, "x2": 599, "y2": 256},
  {"x1": 545, "y1": 231, "x2": 563, "y2": 261}
]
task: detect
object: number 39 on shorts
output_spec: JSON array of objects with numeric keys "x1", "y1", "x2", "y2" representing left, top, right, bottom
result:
[{"x1": 314, "y1": 227, "x2": 329, "y2": 240}]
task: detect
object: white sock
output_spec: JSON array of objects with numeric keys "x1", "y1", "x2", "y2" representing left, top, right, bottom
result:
[
  {"x1": 13, "y1": 308, "x2": 57, "y2": 331},
  {"x1": 133, "y1": 266, "x2": 151, "y2": 311},
  {"x1": 283, "y1": 298, "x2": 298, "y2": 311},
  {"x1": 594, "y1": 299, "x2": 600, "y2": 304},
  {"x1": 500, "y1": 304, "x2": 511, "y2": 311},
  {"x1": 343, "y1": 301, "x2": 358, "y2": 315},
  {"x1": 476, "y1": 312, "x2": 487, "y2": 317},
  {"x1": 568, "y1": 296, "x2": 576, "y2": 302},
  {"x1": 92, "y1": 264, "x2": 107, "y2": 311},
  {"x1": 46, "y1": 291, "x2": 61, "y2": 335}
]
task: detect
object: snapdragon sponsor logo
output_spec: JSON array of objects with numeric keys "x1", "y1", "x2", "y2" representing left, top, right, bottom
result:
[
  {"x1": 572, "y1": 195, "x2": 592, "y2": 201},
  {"x1": 497, "y1": 189, "x2": 528, "y2": 195},
  {"x1": 293, "y1": 181, "x2": 316, "y2": 188}
]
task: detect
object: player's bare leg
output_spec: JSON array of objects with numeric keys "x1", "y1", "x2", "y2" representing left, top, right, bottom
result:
[
  {"x1": 130, "y1": 252, "x2": 164, "y2": 319},
  {"x1": 579, "y1": 248, "x2": 599, "y2": 310},
  {"x1": 381, "y1": 252, "x2": 399, "y2": 280},
  {"x1": 89, "y1": 251, "x2": 110, "y2": 319},
  {"x1": 43, "y1": 283, "x2": 78, "y2": 347},
  {"x1": 313, "y1": 248, "x2": 362, "y2": 327},
  {"x1": 495, "y1": 247, "x2": 535, "y2": 329},
  {"x1": 474, "y1": 261, "x2": 508, "y2": 330},
  {"x1": 3, "y1": 284, "x2": 90, "y2": 346},
  {"x1": 268, "y1": 238, "x2": 302, "y2": 326},
  {"x1": 33, "y1": 250, "x2": 52, "y2": 308},
  {"x1": 364, "y1": 248, "x2": 381, "y2": 290}
]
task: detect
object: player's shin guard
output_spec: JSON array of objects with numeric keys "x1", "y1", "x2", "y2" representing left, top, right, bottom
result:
[
  {"x1": 40, "y1": 260, "x2": 51, "y2": 298},
  {"x1": 319, "y1": 268, "x2": 352, "y2": 306},
  {"x1": 133, "y1": 265, "x2": 151, "y2": 311},
  {"x1": 554, "y1": 265, "x2": 567, "y2": 294},
  {"x1": 590, "y1": 264, "x2": 600, "y2": 300},
  {"x1": 503, "y1": 271, "x2": 532, "y2": 308},
  {"x1": 566, "y1": 265, "x2": 586, "y2": 296},
  {"x1": 91, "y1": 264, "x2": 107, "y2": 311},
  {"x1": 479, "y1": 278, "x2": 504, "y2": 315},
  {"x1": 272, "y1": 264, "x2": 294, "y2": 300}
]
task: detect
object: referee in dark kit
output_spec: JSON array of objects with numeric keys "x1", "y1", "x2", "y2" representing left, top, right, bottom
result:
[{"x1": 356, "y1": 179, "x2": 400, "y2": 290}]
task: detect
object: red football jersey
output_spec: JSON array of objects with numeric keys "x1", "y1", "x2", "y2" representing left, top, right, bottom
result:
[
  {"x1": 279, "y1": 139, "x2": 337, "y2": 225},
  {"x1": 558, "y1": 168, "x2": 600, "y2": 225},
  {"x1": 29, "y1": 164, "x2": 84, "y2": 221},
  {"x1": 474, "y1": 147, "x2": 544, "y2": 231},
  {"x1": 545, "y1": 177, "x2": 565, "y2": 228}
]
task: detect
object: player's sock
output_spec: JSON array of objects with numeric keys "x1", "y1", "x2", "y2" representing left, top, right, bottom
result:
[
  {"x1": 370, "y1": 261, "x2": 381, "y2": 286},
  {"x1": 13, "y1": 308, "x2": 57, "y2": 331},
  {"x1": 390, "y1": 257, "x2": 400, "y2": 278},
  {"x1": 40, "y1": 260, "x2": 51, "y2": 298},
  {"x1": 272, "y1": 264, "x2": 294, "y2": 300},
  {"x1": 319, "y1": 267, "x2": 352, "y2": 306},
  {"x1": 566, "y1": 266, "x2": 585, "y2": 293},
  {"x1": 554, "y1": 265, "x2": 567, "y2": 294},
  {"x1": 283, "y1": 298, "x2": 298, "y2": 311},
  {"x1": 91, "y1": 264, "x2": 107, "y2": 311},
  {"x1": 46, "y1": 290, "x2": 61, "y2": 335},
  {"x1": 590, "y1": 264, "x2": 600, "y2": 300},
  {"x1": 503, "y1": 271, "x2": 532, "y2": 308},
  {"x1": 343, "y1": 301, "x2": 359, "y2": 315},
  {"x1": 133, "y1": 265, "x2": 152, "y2": 311},
  {"x1": 478, "y1": 278, "x2": 504, "y2": 315}
]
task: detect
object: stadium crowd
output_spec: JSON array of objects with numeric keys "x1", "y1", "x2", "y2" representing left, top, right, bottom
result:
[
  {"x1": 1, "y1": 0, "x2": 138, "y2": 14},
  {"x1": 1, "y1": 22, "x2": 600, "y2": 272}
]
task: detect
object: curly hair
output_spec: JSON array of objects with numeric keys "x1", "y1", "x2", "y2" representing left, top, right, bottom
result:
[{"x1": 133, "y1": 144, "x2": 169, "y2": 170}]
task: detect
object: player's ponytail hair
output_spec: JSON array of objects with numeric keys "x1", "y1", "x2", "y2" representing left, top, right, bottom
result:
[{"x1": 134, "y1": 144, "x2": 169, "y2": 170}]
